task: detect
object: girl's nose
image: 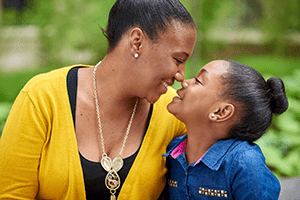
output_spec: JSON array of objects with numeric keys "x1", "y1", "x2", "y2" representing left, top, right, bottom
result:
[{"x1": 181, "y1": 79, "x2": 189, "y2": 88}]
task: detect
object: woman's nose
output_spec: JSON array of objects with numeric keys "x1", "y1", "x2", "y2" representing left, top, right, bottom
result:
[{"x1": 174, "y1": 66, "x2": 185, "y2": 83}]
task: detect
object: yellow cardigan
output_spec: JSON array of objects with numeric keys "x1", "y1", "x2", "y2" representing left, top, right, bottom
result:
[{"x1": 0, "y1": 66, "x2": 186, "y2": 200}]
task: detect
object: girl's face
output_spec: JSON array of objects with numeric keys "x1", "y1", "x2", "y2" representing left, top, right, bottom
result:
[
  {"x1": 134, "y1": 23, "x2": 196, "y2": 104},
  {"x1": 167, "y1": 60, "x2": 229, "y2": 123}
]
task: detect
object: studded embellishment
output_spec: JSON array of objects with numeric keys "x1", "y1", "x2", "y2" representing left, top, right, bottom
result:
[
  {"x1": 199, "y1": 187, "x2": 228, "y2": 198},
  {"x1": 167, "y1": 179, "x2": 178, "y2": 188}
]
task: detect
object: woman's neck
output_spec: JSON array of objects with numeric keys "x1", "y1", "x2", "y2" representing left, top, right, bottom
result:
[{"x1": 79, "y1": 57, "x2": 149, "y2": 121}]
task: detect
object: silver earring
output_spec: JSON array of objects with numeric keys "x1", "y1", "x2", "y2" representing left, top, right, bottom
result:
[
  {"x1": 211, "y1": 113, "x2": 215, "y2": 118},
  {"x1": 134, "y1": 53, "x2": 139, "y2": 59}
]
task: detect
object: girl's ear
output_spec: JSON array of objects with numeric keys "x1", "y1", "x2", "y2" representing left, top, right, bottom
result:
[
  {"x1": 209, "y1": 102, "x2": 235, "y2": 122},
  {"x1": 129, "y1": 27, "x2": 144, "y2": 57}
]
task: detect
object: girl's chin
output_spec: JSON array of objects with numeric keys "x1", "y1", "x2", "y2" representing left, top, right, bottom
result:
[
  {"x1": 167, "y1": 103, "x2": 178, "y2": 115},
  {"x1": 167, "y1": 103, "x2": 173, "y2": 113}
]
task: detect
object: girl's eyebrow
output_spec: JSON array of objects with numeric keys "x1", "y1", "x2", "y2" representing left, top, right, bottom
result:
[
  {"x1": 198, "y1": 68, "x2": 209, "y2": 76},
  {"x1": 196, "y1": 68, "x2": 209, "y2": 81}
]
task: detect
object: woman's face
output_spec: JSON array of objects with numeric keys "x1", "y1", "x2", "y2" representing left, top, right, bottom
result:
[
  {"x1": 167, "y1": 60, "x2": 229, "y2": 123},
  {"x1": 135, "y1": 23, "x2": 196, "y2": 104}
]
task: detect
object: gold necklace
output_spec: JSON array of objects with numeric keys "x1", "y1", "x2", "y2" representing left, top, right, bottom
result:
[{"x1": 93, "y1": 62, "x2": 138, "y2": 200}]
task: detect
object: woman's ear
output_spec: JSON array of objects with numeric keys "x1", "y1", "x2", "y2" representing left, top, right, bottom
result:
[
  {"x1": 129, "y1": 27, "x2": 144, "y2": 57},
  {"x1": 209, "y1": 102, "x2": 235, "y2": 122}
]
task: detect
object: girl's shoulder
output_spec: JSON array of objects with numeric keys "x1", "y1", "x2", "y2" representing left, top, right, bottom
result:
[{"x1": 230, "y1": 140, "x2": 265, "y2": 163}]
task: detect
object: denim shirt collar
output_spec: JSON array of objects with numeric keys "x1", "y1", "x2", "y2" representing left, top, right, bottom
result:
[{"x1": 164, "y1": 135, "x2": 239, "y2": 171}]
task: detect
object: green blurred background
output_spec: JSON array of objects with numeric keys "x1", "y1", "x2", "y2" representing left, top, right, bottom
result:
[{"x1": 0, "y1": 0, "x2": 299, "y2": 179}]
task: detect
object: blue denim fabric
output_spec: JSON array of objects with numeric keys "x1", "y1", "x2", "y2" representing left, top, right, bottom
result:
[{"x1": 163, "y1": 135, "x2": 280, "y2": 200}]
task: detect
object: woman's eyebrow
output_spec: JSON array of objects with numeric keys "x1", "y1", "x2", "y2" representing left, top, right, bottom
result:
[{"x1": 174, "y1": 52, "x2": 189, "y2": 60}]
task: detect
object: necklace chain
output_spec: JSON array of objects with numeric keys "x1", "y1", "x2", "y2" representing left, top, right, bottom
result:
[{"x1": 93, "y1": 62, "x2": 138, "y2": 199}]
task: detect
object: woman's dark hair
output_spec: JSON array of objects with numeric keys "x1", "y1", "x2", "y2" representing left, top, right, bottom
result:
[
  {"x1": 102, "y1": 0, "x2": 195, "y2": 53},
  {"x1": 221, "y1": 60, "x2": 288, "y2": 142}
]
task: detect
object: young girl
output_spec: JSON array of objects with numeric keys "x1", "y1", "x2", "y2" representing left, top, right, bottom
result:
[{"x1": 164, "y1": 60, "x2": 288, "y2": 199}]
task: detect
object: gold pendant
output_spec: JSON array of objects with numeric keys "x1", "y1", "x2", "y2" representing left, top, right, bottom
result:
[
  {"x1": 112, "y1": 156, "x2": 123, "y2": 172},
  {"x1": 101, "y1": 156, "x2": 124, "y2": 172},
  {"x1": 105, "y1": 169, "x2": 121, "y2": 191},
  {"x1": 101, "y1": 155, "x2": 123, "y2": 199},
  {"x1": 110, "y1": 194, "x2": 116, "y2": 200},
  {"x1": 101, "y1": 156, "x2": 112, "y2": 172}
]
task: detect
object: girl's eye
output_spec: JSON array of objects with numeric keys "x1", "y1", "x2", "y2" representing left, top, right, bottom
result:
[
  {"x1": 174, "y1": 58, "x2": 183, "y2": 64},
  {"x1": 195, "y1": 77, "x2": 202, "y2": 85}
]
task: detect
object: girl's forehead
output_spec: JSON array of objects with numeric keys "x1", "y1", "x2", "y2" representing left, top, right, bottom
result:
[{"x1": 199, "y1": 60, "x2": 229, "y2": 75}]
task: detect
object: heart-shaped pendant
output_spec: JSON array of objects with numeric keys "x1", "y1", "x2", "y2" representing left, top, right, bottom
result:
[
  {"x1": 112, "y1": 156, "x2": 123, "y2": 172},
  {"x1": 101, "y1": 156, "x2": 112, "y2": 172}
]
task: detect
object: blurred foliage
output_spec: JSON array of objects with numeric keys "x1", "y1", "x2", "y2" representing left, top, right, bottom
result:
[
  {"x1": 1, "y1": 0, "x2": 115, "y2": 66},
  {"x1": 0, "y1": 102, "x2": 12, "y2": 138},
  {"x1": 256, "y1": 69, "x2": 300, "y2": 179},
  {"x1": 188, "y1": 0, "x2": 300, "y2": 66},
  {"x1": 1, "y1": 0, "x2": 299, "y2": 68}
]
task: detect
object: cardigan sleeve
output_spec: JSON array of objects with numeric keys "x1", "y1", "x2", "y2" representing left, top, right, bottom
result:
[
  {"x1": 0, "y1": 90, "x2": 48, "y2": 199},
  {"x1": 0, "y1": 66, "x2": 87, "y2": 200}
]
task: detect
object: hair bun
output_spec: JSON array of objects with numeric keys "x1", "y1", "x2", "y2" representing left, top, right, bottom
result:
[{"x1": 267, "y1": 77, "x2": 289, "y2": 114}]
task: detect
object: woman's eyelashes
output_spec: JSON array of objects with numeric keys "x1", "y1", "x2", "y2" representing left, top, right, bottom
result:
[
  {"x1": 174, "y1": 58, "x2": 183, "y2": 64},
  {"x1": 195, "y1": 77, "x2": 202, "y2": 85}
]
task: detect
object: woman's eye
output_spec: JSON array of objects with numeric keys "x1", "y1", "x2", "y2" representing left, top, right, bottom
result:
[
  {"x1": 174, "y1": 58, "x2": 183, "y2": 64},
  {"x1": 195, "y1": 77, "x2": 202, "y2": 85}
]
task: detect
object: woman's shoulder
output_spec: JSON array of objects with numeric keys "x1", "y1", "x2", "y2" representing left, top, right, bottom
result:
[
  {"x1": 155, "y1": 87, "x2": 177, "y2": 107},
  {"x1": 152, "y1": 87, "x2": 179, "y2": 119},
  {"x1": 166, "y1": 135, "x2": 187, "y2": 152},
  {"x1": 150, "y1": 87, "x2": 186, "y2": 137},
  {"x1": 23, "y1": 65, "x2": 91, "y2": 93}
]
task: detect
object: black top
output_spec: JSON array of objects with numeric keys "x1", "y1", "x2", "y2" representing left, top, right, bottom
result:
[{"x1": 66, "y1": 67, "x2": 153, "y2": 199}]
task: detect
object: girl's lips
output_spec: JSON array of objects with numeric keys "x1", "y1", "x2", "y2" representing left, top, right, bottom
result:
[{"x1": 176, "y1": 91, "x2": 183, "y2": 99}]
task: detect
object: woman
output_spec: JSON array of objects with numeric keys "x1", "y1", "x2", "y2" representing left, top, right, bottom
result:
[
  {"x1": 0, "y1": 0, "x2": 196, "y2": 199},
  {"x1": 164, "y1": 60, "x2": 288, "y2": 199}
]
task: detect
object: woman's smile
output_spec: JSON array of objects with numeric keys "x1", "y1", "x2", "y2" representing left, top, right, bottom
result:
[{"x1": 161, "y1": 80, "x2": 169, "y2": 90}]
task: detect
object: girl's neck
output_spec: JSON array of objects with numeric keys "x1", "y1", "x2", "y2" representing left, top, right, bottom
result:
[{"x1": 185, "y1": 129, "x2": 216, "y2": 165}]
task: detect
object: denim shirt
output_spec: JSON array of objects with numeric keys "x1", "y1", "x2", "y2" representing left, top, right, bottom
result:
[{"x1": 163, "y1": 135, "x2": 280, "y2": 200}]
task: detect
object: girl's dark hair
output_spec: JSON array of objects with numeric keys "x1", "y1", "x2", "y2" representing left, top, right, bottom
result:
[
  {"x1": 102, "y1": 0, "x2": 195, "y2": 53},
  {"x1": 222, "y1": 60, "x2": 288, "y2": 142}
]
